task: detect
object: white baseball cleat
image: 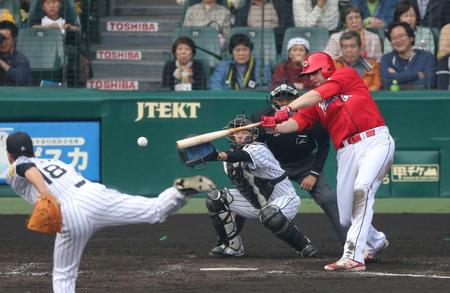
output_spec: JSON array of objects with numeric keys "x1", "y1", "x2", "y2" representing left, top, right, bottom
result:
[
  {"x1": 208, "y1": 244, "x2": 245, "y2": 257},
  {"x1": 364, "y1": 239, "x2": 389, "y2": 262},
  {"x1": 173, "y1": 176, "x2": 216, "y2": 196},
  {"x1": 324, "y1": 258, "x2": 366, "y2": 271}
]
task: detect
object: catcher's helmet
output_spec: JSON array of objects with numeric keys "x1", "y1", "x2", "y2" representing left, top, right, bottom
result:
[
  {"x1": 6, "y1": 131, "x2": 35, "y2": 159},
  {"x1": 269, "y1": 80, "x2": 298, "y2": 109},
  {"x1": 301, "y1": 52, "x2": 336, "y2": 78},
  {"x1": 225, "y1": 114, "x2": 258, "y2": 149}
]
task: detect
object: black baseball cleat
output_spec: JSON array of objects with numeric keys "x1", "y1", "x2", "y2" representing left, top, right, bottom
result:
[
  {"x1": 298, "y1": 238, "x2": 318, "y2": 258},
  {"x1": 173, "y1": 176, "x2": 216, "y2": 196}
]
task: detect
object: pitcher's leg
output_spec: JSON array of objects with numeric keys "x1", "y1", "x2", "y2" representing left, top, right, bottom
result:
[{"x1": 53, "y1": 206, "x2": 93, "y2": 293}]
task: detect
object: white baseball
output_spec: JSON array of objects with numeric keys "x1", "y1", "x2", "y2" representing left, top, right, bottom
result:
[{"x1": 137, "y1": 136, "x2": 148, "y2": 147}]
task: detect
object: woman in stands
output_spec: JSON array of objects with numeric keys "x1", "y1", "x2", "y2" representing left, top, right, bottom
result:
[
  {"x1": 162, "y1": 36, "x2": 207, "y2": 91},
  {"x1": 31, "y1": 0, "x2": 80, "y2": 33},
  {"x1": 209, "y1": 33, "x2": 271, "y2": 90},
  {"x1": 324, "y1": 5, "x2": 382, "y2": 61},
  {"x1": 271, "y1": 37, "x2": 313, "y2": 90},
  {"x1": 384, "y1": 0, "x2": 435, "y2": 54}
]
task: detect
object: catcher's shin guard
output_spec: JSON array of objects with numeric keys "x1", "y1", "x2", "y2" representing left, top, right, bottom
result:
[
  {"x1": 205, "y1": 188, "x2": 242, "y2": 251},
  {"x1": 259, "y1": 204, "x2": 317, "y2": 257}
]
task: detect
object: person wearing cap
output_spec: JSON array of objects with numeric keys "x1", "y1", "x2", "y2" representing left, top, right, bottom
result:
[
  {"x1": 251, "y1": 80, "x2": 347, "y2": 245},
  {"x1": 271, "y1": 37, "x2": 313, "y2": 90},
  {"x1": 162, "y1": 36, "x2": 207, "y2": 91},
  {"x1": 261, "y1": 51, "x2": 394, "y2": 271},
  {"x1": 209, "y1": 33, "x2": 271, "y2": 90},
  {"x1": 3, "y1": 131, "x2": 216, "y2": 293},
  {"x1": 324, "y1": 5, "x2": 382, "y2": 62}
]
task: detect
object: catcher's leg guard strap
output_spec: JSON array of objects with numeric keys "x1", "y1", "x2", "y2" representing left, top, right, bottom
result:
[
  {"x1": 205, "y1": 189, "x2": 241, "y2": 248},
  {"x1": 259, "y1": 204, "x2": 309, "y2": 251}
]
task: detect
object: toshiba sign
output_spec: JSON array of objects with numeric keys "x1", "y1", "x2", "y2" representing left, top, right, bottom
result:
[
  {"x1": 96, "y1": 50, "x2": 142, "y2": 61},
  {"x1": 87, "y1": 80, "x2": 139, "y2": 91},
  {"x1": 107, "y1": 21, "x2": 159, "y2": 32}
]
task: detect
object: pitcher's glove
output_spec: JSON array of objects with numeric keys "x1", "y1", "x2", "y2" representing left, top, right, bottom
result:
[
  {"x1": 178, "y1": 142, "x2": 219, "y2": 167},
  {"x1": 26, "y1": 194, "x2": 62, "y2": 235}
]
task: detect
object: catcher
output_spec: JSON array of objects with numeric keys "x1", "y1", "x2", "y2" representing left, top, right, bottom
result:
[
  {"x1": 4, "y1": 131, "x2": 216, "y2": 293},
  {"x1": 180, "y1": 114, "x2": 318, "y2": 257}
]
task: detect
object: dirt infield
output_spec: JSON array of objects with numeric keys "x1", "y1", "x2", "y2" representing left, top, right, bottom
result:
[{"x1": 0, "y1": 214, "x2": 449, "y2": 292}]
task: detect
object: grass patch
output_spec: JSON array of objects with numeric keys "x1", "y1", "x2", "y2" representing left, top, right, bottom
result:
[{"x1": 2, "y1": 197, "x2": 449, "y2": 215}]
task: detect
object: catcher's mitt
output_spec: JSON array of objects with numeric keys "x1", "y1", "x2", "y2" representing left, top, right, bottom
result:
[
  {"x1": 26, "y1": 194, "x2": 62, "y2": 235},
  {"x1": 178, "y1": 142, "x2": 219, "y2": 167}
]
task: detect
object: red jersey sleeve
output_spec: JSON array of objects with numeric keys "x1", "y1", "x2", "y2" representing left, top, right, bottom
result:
[
  {"x1": 314, "y1": 81, "x2": 341, "y2": 100},
  {"x1": 291, "y1": 105, "x2": 319, "y2": 133}
]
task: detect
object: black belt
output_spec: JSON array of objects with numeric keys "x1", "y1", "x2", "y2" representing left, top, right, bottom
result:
[{"x1": 75, "y1": 180, "x2": 86, "y2": 188}]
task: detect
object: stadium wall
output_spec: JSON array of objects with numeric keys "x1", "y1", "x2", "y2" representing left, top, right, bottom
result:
[{"x1": 0, "y1": 88, "x2": 449, "y2": 198}]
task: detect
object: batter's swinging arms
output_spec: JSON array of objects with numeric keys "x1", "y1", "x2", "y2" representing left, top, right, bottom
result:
[
  {"x1": 202, "y1": 114, "x2": 318, "y2": 258},
  {"x1": 262, "y1": 52, "x2": 394, "y2": 271},
  {"x1": 4, "y1": 131, "x2": 216, "y2": 293}
]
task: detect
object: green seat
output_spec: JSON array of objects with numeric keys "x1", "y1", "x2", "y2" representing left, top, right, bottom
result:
[
  {"x1": 281, "y1": 27, "x2": 330, "y2": 60},
  {"x1": 229, "y1": 27, "x2": 277, "y2": 68},
  {"x1": 173, "y1": 26, "x2": 222, "y2": 69},
  {"x1": 27, "y1": 0, "x2": 79, "y2": 28},
  {"x1": 16, "y1": 28, "x2": 66, "y2": 84},
  {"x1": 0, "y1": 0, "x2": 21, "y2": 26}
]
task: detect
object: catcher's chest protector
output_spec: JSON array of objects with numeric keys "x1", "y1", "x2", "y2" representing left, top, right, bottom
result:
[{"x1": 226, "y1": 162, "x2": 273, "y2": 209}]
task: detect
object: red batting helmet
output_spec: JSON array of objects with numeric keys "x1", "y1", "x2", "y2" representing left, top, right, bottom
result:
[{"x1": 301, "y1": 52, "x2": 335, "y2": 78}]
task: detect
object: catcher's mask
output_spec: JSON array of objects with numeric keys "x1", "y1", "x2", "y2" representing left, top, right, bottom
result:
[
  {"x1": 225, "y1": 114, "x2": 258, "y2": 149},
  {"x1": 269, "y1": 80, "x2": 299, "y2": 110}
]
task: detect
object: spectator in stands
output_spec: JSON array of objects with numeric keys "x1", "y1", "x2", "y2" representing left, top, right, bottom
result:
[
  {"x1": 436, "y1": 24, "x2": 450, "y2": 90},
  {"x1": 334, "y1": 31, "x2": 381, "y2": 91},
  {"x1": 31, "y1": 0, "x2": 91, "y2": 86},
  {"x1": 381, "y1": 22, "x2": 436, "y2": 89},
  {"x1": 384, "y1": 1, "x2": 434, "y2": 54},
  {"x1": 0, "y1": 20, "x2": 32, "y2": 86},
  {"x1": 324, "y1": 6, "x2": 382, "y2": 61},
  {"x1": 271, "y1": 37, "x2": 313, "y2": 90},
  {"x1": 31, "y1": 0, "x2": 79, "y2": 33},
  {"x1": 209, "y1": 33, "x2": 271, "y2": 90},
  {"x1": 411, "y1": 0, "x2": 450, "y2": 30},
  {"x1": 349, "y1": 0, "x2": 399, "y2": 29},
  {"x1": 183, "y1": 0, "x2": 231, "y2": 49},
  {"x1": 234, "y1": 0, "x2": 293, "y2": 54},
  {"x1": 293, "y1": 0, "x2": 339, "y2": 30},
  {"x1": 162, "y1": 37, "x2": 207, "y2": 91}
]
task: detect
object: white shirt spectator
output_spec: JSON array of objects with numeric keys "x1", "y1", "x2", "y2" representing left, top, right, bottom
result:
[
  {"x1": 293, "y1": 0, "x2": 339, "y2": 30},
  {"x1": 41, "y1": 15, "x2": 66, "y2": 34}
]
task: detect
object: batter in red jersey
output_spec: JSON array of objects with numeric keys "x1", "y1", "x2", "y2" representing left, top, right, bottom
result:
[{"x1": 261, "y1": 52, "x2": 394, "y2": 271}]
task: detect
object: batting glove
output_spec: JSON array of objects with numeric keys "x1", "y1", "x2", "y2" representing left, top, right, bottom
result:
[{"x1": 274, "y1": 106, "x2": 292, "y2": 123}]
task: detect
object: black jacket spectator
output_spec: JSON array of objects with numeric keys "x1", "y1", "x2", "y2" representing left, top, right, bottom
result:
[
  {"x1": 162, "y1": 59, "x2": 207, "y2": 90},
  {"x1": 0, "y1": 21, "x2": 32, "y2": 86}
]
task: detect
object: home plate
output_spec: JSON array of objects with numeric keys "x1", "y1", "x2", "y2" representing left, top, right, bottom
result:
[{"x1": 200, "y1": 267, "x2": 258, "y2": 271}]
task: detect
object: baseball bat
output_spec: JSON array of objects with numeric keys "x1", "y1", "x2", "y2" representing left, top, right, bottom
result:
[{"x1": 176, "y1": 122, "x2": 262, "y2": 150}]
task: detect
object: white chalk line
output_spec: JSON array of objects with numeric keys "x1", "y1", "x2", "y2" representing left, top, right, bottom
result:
[
  {"x1": 356, "y1": 271, "x2": 450, "y2": 279},
  {"x1": 200, "y1": 268, "x2": 450, "y2": 279}
]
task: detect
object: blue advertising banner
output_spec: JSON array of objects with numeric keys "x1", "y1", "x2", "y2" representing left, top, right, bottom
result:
[{"x1": 0, "y1": 122, "x2": 100, "y2": 184}]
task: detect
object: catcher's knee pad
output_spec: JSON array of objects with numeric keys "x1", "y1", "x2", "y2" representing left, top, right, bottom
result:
[
  {"x1": 259, "y1": 204, "x2": 288, "y2": 234},
  {"x1": 260, "y1": 204, "x2": 310, "y2": 252},
  {"x1": 205, "y1": 188, "x2": 232, "y2": 213}
]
